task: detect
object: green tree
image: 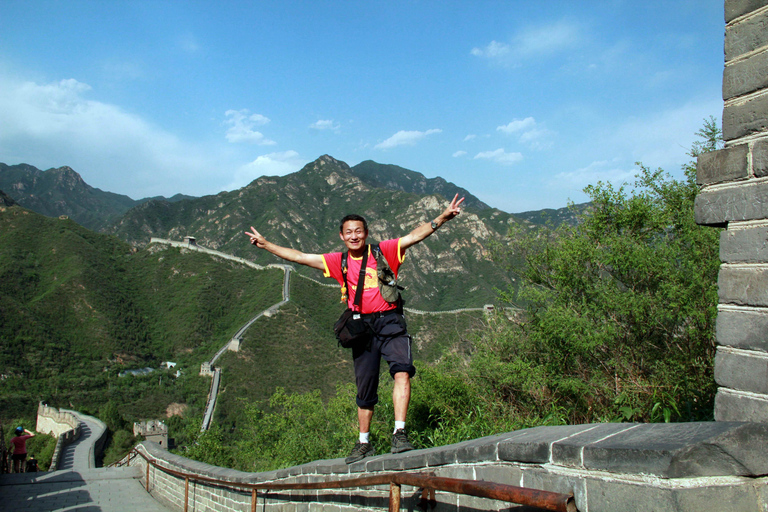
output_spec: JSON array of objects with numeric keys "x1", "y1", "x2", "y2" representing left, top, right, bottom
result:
[{"x1": 485, "y1": 120, "x2": 722, "y2": 423}]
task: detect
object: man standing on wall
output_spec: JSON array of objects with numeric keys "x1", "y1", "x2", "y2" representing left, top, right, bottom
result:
[{"x1": 244, "y1": 194, "x2": 464, "y2": 463}]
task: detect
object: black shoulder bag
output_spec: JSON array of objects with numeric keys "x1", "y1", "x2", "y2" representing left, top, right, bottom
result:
[{"x1": 333, "y1": 246, "x2": 373, "y2": 348}]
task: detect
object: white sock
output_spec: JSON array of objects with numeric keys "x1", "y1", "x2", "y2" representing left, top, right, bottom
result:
[
  {"x1": 394, "y1": 421, "x2": 406, "y2": 433},
  {"x1": 359, "y1": 432, "x2": 370, "y2": 444}
]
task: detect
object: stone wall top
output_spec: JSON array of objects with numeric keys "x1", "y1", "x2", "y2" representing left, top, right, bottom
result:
[{"x1": 139, "y1": 421, "x2": 768, "y2": 481}]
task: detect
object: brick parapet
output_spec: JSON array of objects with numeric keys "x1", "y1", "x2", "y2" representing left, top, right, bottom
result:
[
  {"x1": 130, "y1": 422, "x2": 768, "y2": 512},
  {"x1": 695, "y1": 0, "x2": 768, "y2": 423}
]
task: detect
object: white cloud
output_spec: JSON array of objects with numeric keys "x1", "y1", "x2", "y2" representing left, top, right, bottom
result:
[
  {"x1": 228, "y1": 150, "x2": 306, "y2": 190},
  {"x1": 497, "y1": 117, "x2": 554, "y2": 150},
  {"x1": 474, "y1": 148, "x2": 523, "y2": 165},
  {"x1": 550, "y1": 98, "x2": 722, "y2": 195},
  {"x1": 515, "y1": 20, "x2": 581, "y2": 57},
  {"x1": 607, "y1": 100, "x2": 722, "y2": 168},
  {"x1": 452, "y1": 150, "x2": 467, "y2": 158},
  {"x1": 472, "y1": 20, "x2": 581, "y2": 66},
  {"x1": 552, "y1": 159, "x2": 635, "y2": 190},
  {"x1": 470, "y1": 40, "x2": 511, "y2": 59},
  {"x1": 375, "y1": 129, "x2": 442, "y2": 149},
  {"x1": 497, "y1": 117, "x2": 536, "y2": 134},
  {"x1": 310, "y1": 119, "x2": 340, "y2": 131},
  {"x1": 463, "y1": 134, "x2": 477, "y2": 141},
  {"x1": 224, "y1": 109, "x2": 275, "y2": 145},
  {"x1": 0, "y1": 76, "x2": 219, "y2": 197}
]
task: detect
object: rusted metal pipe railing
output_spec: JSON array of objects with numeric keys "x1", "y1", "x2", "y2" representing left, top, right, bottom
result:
[{"x1": 130, "y1": 448, "x2": 577, "y2": 512}]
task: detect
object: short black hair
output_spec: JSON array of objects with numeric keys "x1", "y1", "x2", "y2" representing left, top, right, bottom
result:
[{"x1": 340, "y1": 214, "x2": 368, "y2": 233}]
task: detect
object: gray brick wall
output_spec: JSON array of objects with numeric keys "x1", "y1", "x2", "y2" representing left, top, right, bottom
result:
[
  {"x1": 130, "y1": 421, "x2": 768, "y2": 512},
  {"x1": 696, "y1": 0, "x2": 768, "y2": 423}
]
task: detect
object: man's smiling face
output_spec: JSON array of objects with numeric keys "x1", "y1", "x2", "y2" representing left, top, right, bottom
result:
[{"x1": 340, "y1": 220, "x2": 368, "y2": 254}]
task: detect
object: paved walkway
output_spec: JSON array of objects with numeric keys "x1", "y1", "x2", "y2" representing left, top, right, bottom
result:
[
  {"x1": 0, "y1": 411, "x2": 173, "y2": 511},
  {"x1": 0, "y1": 467, "x2": 172, "y2": 511}
]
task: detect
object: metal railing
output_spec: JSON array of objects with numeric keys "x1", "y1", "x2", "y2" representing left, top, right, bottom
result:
[{"x1": 129, "y1": 448, "x2": 577, "y2": 512}]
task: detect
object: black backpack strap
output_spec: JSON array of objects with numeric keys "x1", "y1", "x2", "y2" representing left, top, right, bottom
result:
[
  {"x1": 351, "y1": 246, "x2": 369, "y2": 311},
  {"x1": 341, "y1": 246, "x2": 369, "y2": 310}
]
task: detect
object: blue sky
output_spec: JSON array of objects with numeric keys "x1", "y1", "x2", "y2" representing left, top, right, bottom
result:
[{"x1": 0, "y1": 1, "x2": 725, "y2": 212}]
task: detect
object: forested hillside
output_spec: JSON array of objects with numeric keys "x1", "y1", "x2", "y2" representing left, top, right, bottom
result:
[{"x1": 0, "y1": 203, "x2": 283, "y2": 425}]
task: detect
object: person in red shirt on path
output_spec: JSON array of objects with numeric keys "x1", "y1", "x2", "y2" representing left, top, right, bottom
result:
[
  {"x1": 10, "y1": 426, "x2": 35, "y2": 473},
  {"x1": 245, "y1": 193, "x2": 464, "y2": 463}
]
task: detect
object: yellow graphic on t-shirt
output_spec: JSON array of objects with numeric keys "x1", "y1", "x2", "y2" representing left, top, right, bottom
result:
[{"x1": 349, "y1": 269, "x2": 378, "y2": 294}]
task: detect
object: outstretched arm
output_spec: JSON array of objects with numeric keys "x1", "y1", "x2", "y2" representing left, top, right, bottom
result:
[
  {"x1": 244, "y1": 226, "x2": 325, "y2": 271},
  {"x1": 400, "y1": 193, "x2": 465, "y2": 251}
]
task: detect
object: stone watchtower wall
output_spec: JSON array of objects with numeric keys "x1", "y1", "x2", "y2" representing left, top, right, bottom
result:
[{"x1": 695, "y1": 0, "x2": 768, "y2": 422}]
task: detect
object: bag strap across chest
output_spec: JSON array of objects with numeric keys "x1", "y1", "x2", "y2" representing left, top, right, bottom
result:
[{"x1": 341, "y1": 245, "x2": 369, "y2": 311}]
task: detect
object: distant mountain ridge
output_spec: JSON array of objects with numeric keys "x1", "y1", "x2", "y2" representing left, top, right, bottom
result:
[
  {"x1": 349, "y1": 160, "x2": 490, "y2": 211},
  {"x1": 0, "y1": 155, "x2": 586, "y2": 309},
  {"x1": 0, "y1": 163, "x2": 194, "y2": 231},
  {"x1": 102, "y1": 155, "x2": 520, "y2": 309}
]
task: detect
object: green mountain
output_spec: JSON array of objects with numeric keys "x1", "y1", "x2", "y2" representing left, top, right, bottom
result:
[
  {"x1": 349, "y1": 160, "x2": 490, "y2": 211},
  {"x1": 0, "y1": 202, "x2": 283, "y2": 422},
  {"x1": 0, "y1": 163, "x2": 194, "y2": 231},
  {"x1": 106, "y1": 155, "x2": 520, "y2": 310}
]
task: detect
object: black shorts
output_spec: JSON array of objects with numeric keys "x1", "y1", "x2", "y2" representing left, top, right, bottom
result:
[
  {"x1": 352, "y1": 311, "x2": 416, "y2": 408},
  {"x1": 12, "y1": 453, "x2": 27, "y2": 462}
]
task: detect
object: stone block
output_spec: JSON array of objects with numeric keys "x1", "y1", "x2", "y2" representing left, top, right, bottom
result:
[
  {"x1": 716, "y1": 307, "x2": 768, "y2": 351},
  {"x1": 581, "y1": 421, "x2": 768, "y2": 477},
  {"x1": 424, "y1": 445, "x2": 458, "y2": 467},
  {"x1": 715, "y1": 387, "x2": 768, "y2": 421},
  {"x1": 724, "y1": 51, "x2": 768, "y2": 99},
  {"x1": 454, "y1": 431, "x2": 521, "y2": 463},
  {"x1": 726, "y1": 0, "x2": 768, "y2": 23},
  {"x1": 697, "y1": 144, "x2": 749, "y2": 184},
  {"x1": 723, "y1": 94, "x2": 768, "y2": 141},
  {"x1": 585, "y1": 476, "x2": 761, "y2": 512},
  {"x1": 720, "y1": 224, "x2": 768, "y2": 263},
  {"x1": 695, "y1": 180, "x2": 768, "y2": 225},
  {"x1": 715, "y1": 347, "x2": 768, "y2": 393},
  {"x1": 725, "y1": 9, "x2": 768, "y2": 62},
  {"x1": 519, "y1": 466, "x2": 585, "y2": 510},
  {"x1": 754, "y1": 139, "x2": 768, "y2": 177},
  {"x1": 497, "y1": 424, "x2": 597, "y2": 464},
  {"x1": 718, "y1": 265, "x2": 768, "y2": 306},
  {"x1": 473, "y1": 464, "x2": 524, "y2": 487},
  {"x1": 550, "y1": 423, "x2": 637, "y2": 468}
]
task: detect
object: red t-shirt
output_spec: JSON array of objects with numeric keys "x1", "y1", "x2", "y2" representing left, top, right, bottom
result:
[
  {"x1": 11, "y1": 435, "x2": 32, "y2": 455},
  {"x1": 322, "y1": 239, "x2": 404, "y2": 314}
]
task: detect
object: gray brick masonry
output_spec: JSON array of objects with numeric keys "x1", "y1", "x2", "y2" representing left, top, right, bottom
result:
[
  {"x1": 754, "y1": 139, "x2": 768, "y2": 177},
  {"x1": 695, "y1": 180, "x2": 768, "y2": 225},
  {"x1": 715, "y1": 347, "x2": 768, "y2": 393},
  {"x1": 725, "y1": 8, "x2": 768, "y2": 62},
  {"x1": 724, "y1": 50, "x2": 768, "y2": 99},
  {"x1": 716, "y1": 307, "x2": 768, "y2": 351},
  {"x1": 726, "y1": 0, "x2": 768, "y2": 23},
  {"x1": 696, "y1": 144, "x2": 748, "y2": 184},
  {"x1": 720, "y1": 224, "x2": 768, "y2": 263},
  {"x1": 718, "y1": 265, "x2": 768, "y2": 305},
  {"x1": 579, "y1": 421, "x2": 768, "y2": 478},
  {"x1": 723, "y1": 93, "x2": 768, "y2": 140},
  {"x1": 716, "y1": 387, "x2": 768, "y2": 422},
  {"x1": 130, "y1": 422, "x2": 768, "y2": 512}
]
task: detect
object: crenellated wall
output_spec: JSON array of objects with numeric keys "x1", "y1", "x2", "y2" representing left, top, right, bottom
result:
[
  {"x1": 36, "y1": 402, "x2": 81, "y2": 470},
  {"x1": 695, "y1": 0, "x2": 768, "y2": 422}
]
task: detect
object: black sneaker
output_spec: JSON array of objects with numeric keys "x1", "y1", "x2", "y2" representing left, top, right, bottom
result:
[
  {"x1": 391, "y1": 429, "x2": 414, "y2": 454},
  {"x1": 345, "y1": 442, "x2": 375, "y2": 464}
]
